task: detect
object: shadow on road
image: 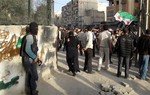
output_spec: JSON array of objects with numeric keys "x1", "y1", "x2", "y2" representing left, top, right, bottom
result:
[{"x1": 56, "y1": 51, "x2": 150, "y2": 95}]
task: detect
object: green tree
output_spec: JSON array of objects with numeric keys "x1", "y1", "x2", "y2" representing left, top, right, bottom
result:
[
  {"x1": 34, "y1": 1, "x2": 47, "y2": 25},
  {"x1": 0, "y1": 0, "x2": 33, "y2": 24}
]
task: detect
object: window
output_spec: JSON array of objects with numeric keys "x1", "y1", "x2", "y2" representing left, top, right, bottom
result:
[
  {"x1": 107, "y1": 10, "x2": 114, "y2": 17},
  {"x1": 135, "y1": 0, "x2": 139, "y2": 3},
  {"x1": 116, "y1": 1, "x2": 119, "y2": 5}
]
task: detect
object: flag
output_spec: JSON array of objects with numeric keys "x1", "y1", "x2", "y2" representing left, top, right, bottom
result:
[
  {"x1": 114, "y1": 10, "x2": 136, "y2": 25},
  {"x1": 16, "y1": 35, "x2": 24, "y2": 48}
]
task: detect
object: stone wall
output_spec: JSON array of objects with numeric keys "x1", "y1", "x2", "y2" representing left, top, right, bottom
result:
[{"x1": 0, "y1": 25, "x2": 58, "y2": 95}]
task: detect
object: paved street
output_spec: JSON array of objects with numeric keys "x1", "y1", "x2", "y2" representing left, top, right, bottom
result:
[{"x1": 37, "y1": 50, "x2": 150, "y2": 95}]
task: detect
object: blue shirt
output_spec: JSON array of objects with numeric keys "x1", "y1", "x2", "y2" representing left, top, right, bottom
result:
[{"x1": 25, "y1": 34, "x2": 36, "y2": 59}]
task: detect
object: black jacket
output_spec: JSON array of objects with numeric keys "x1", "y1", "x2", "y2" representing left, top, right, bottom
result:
[
  {"x1": 65, "y1": 35, "x2": 79, "y2": 58},
  {"x1": 137, "y1": 34, "x2": 150, "y2": 55},
  {"x1": 116, "y1": 34, "x2": 134, "y2": 57}
]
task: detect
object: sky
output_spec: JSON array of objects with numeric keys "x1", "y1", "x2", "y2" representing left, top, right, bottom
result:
[{"x1": 54, "y1": 0, "x2": 108, "y2": 14}]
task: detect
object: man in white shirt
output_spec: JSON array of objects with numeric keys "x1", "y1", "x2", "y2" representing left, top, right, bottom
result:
[
  {"x1": 97, "y1": 25, "x2": 112, "y2": 71},
  {"x1": 57, "y1": 27, "x2": 62, "y2": 51},
  {"x1": 83, "y1": 26, "x2": 93, "y2": 73}
]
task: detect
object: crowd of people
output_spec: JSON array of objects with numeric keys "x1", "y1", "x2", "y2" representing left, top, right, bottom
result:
[
  {"x1": 20, "y1": 22, "x2": 150, "y2": 95},
  {"x1": 57, "y1": 25, "x2": 150, "y2": 80}
]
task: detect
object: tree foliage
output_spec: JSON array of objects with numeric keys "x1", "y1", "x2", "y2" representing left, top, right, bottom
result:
[
  {"x1": 34, "y1": 3, "x2": 47, "y2": 25},
  {"x1": 0, "y1": 0, "x2": 30, "y2": 24},
  {"x1": 0, "y1": 0, "x2": 52, "y2": 25}
]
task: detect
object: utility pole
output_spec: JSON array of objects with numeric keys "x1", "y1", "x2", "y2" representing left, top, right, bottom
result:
[
  {"x1": 47, "y1": 0, "x2": 54, "y2": 25},
  {"x1": 119, "y1": 0, "x2": 122, "y2": 10},
  {"x1": 146, "y1": 0, "x2": 149, "y2": 29},
  {"x1": 28, "y1": 0, "x2": 31, "y2": 23},
  {"x1": 139, "y1": 0, "x2": 143, "y2": 37},
  {"x1": 51, "y1": 0, "x2": 54, "y2": 25},
  {"x1": 128, "y1": 0, "x2": 134, "y2": 15},
  {"x1": 47, "y1": 0, "x2": 51, "y2": 25},
  {"x1": 71, "y1": 0, "x2": 73, "y2": 28},
  {"x1": 135, "y1": 0, "x2": 143, "y2": 67}
]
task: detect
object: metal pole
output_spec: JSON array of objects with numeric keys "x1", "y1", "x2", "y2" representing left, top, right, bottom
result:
[
  {"x1": 146, "y1": 0, "x2": 149, "y2": 29},
  {"x1": 71, "y1": 0, "x2": 73, "y2": 28},
  {"x1": 139, "y1": 0, "x2": 143, "y2": 37},
  {"x1": 135, "y1": 0, "x2": 143, "y2": 67},
  {"x1": 47, "y1": 0, "x2": 51, "y2": 25},
  {"x1": 51, "y1": 0, "x2": 54, "y2": 24},
  {"x1": 28, "y1": 0, "x2": 31, "y2": 23},
  {"x1": 119, "y1": 0, "x2": 122, "y2": 10}
]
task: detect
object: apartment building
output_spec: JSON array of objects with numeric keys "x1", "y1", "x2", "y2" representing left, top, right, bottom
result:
[
  {"x1": 107, "y1": 0, "x2": 139, "y2": 21},
  {"x1": 84, "y1": 10, "x2": 105, "y2": 26},
  {"x1": 61, "y1": 0, "x2": 105, "y2": 27},
  {"x1": 98, "y1": 2, "x2": 108, "y2": 21}
]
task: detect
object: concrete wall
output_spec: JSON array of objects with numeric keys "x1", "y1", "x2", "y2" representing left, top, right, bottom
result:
[{"x1": 0, "y1": 25, "x2": 58, "y2": 95}]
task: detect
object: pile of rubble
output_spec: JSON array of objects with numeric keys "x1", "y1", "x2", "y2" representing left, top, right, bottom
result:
[{"x1": 99, "y1": 82, "x2": 137, "y2": 95}]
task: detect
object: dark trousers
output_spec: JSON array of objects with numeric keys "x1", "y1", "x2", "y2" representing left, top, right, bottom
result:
[
  {"x1": 84, "y1": 48, "x2": 92, "y2": 72},
  {"x1": 109, "y1": 52, "x2": 112, "y2": 63},
  {"x1": 67, "y1": 55, "x2": 79, "y2": 73},
  {"x1": 57, "y1": 39, "x2": 63, "y2": 51},
  {"x1": 79, "y1": 41, "x2": 84, "y2": 55},
  {"x1": 22, "y1": 57, "x2": 38, "y2": 95},
  {"x1": 117, "y1": 56, "x2": 130, "y2": 78},
  {"x1": 80, "y1": 48, "x2": 83, "y2": 56},
  {"x1": 93, "y1": 40, "x2": 96, "y2": 57},
  {"x1": 67, "y1": 57, "x2": 75, "y2": 74},
  {"x1": 74, "y1": 54, "x2": 80, "y2": 72},
  {"x1": 63, "y1": 43, "x2": 66, "y2": 51}
]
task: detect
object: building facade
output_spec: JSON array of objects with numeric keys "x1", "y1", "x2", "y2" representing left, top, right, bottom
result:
[
  {"x1": 107, "y1": 0, "x2": 139, "y2": 21},
  {"x1": 61, "y1": 0, "x2": 105, "y2": 27},
  {"x1": 98, "y1": 2, "x2": 108, "y2": 21}
]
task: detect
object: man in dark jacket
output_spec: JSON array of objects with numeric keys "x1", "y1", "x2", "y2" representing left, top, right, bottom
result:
[
  {"x1": 137, "y1": 29, "x2": 150, "y2": 80},
  {"x1": 65, "y1": 31, "x2": 80, "y2": 76},
  {"x1": 116, "y1": 27, "x2": 134, "y2": 78},
  {"x1": 20, "y1": 22, "x2": 41, "y2": 95}
]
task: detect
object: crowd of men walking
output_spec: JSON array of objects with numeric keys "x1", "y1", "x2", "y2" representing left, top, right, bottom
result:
[{"x1": 57, "y1": 25, "x2": 150, "y2": 80}]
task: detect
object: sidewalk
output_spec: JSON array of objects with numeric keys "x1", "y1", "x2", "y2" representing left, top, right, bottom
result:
[{"x1": 37, "y1": 51, "x2": 150, "y2": 95}]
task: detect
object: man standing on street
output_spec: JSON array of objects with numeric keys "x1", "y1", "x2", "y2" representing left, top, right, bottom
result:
[
  {"x1": 137, "y1": 29, "x2": 150, "y2": 80},
  {"x1": 116, "y1": 27, "x2": 134, "y2": 78},
  {"x1": 20, "y1": 22, "x2": 41, "y2": 95},
  {"x1": 97, "y1": 25, "x2": 112, "y2": 71},
  {"x1": 83, "y1": 26, "x2": 93, "y2": 74}
]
